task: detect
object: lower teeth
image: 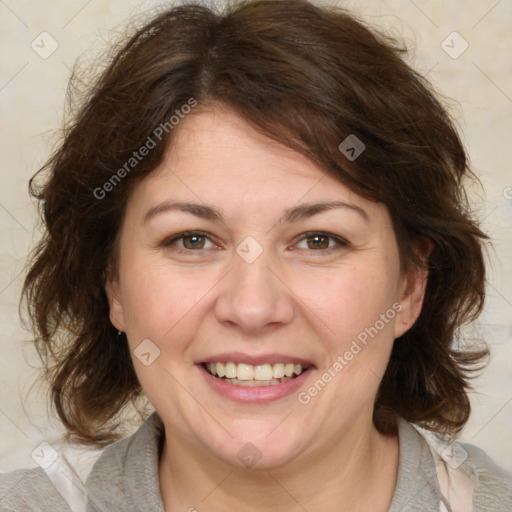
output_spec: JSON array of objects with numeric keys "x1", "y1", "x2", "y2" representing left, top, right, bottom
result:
[
  {"x1": 219, "y1": 376, "x2": 293, "y2": 387},
  {"x1": 202, "y1": 364, "x2": 307, "y2": 386}
]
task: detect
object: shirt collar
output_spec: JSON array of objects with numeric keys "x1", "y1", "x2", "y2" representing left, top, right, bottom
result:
[{"x1": 86, "y1": 412, "x2": 441, "y2": 511}]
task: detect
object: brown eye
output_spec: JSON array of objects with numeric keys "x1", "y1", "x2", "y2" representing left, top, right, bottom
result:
[
  {"x1": 306, "y1": 235, "x2": 330, "y2": 249},
  {"x1": 295, "y1": 232, "x2": 348, "y2": 251},
  {"x1": 162, "y1": 231, "x2": 216, "y2": 251},
  {"x1": 182, "y1": 234, "x2": 206, "y2": 249}
]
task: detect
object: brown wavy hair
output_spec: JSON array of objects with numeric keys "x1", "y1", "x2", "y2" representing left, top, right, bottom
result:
[{"x1": 21, "y1": 0, "x2": 489, "y2": 447}]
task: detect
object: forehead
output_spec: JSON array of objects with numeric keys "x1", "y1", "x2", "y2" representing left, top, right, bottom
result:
[
  {"x1": 125, "y1": 108, "x2": 384, "y2": 224},
  {"x1": 162, "y1": 107, "x2": 327, "y2": 181}
]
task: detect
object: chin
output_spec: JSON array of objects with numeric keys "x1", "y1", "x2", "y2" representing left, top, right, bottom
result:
[{"x1": 208, "y1": 429, "x2": 308, "y2": 470}]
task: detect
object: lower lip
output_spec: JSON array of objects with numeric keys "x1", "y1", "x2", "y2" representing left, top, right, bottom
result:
[{"x1": 198, "y1": 364, "x2": 314, "y2": 403}]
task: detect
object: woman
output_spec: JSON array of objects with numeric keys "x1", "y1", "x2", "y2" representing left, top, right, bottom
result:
[{"x1": 1, "y1": 0, "x2": 511, "y2": 510}]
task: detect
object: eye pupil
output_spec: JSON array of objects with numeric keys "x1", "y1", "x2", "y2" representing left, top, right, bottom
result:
[
  {"x1": 183, "y1": 235, "x2": 205, "y2": 249},
  {"x1": 308, "y1": 235, "x2": 329, "y2": 249}
]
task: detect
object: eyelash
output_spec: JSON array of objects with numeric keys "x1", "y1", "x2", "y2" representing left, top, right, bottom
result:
[{"x1": 161, "y1": 230, "x2": 350, "y2": 254}]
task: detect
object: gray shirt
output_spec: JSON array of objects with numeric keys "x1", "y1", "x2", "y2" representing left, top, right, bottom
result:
[{"x1": 1, "y1": 412, "x2": 511, "y2": 511}]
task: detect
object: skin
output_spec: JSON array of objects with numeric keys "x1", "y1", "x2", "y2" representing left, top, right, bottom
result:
[{"x1": 106, "y1": 107, "x2": 429, "y2": 511}]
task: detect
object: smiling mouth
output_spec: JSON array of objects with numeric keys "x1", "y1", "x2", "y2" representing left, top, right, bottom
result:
[{"x1": 202, "y1": 361, "x2": 310, "y2": 387}]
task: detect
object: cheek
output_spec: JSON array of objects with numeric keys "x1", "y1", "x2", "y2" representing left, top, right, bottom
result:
[
  {"x1": 118, "y1": 262, "x2": 214, "y2": 406},
  {"x1": 295, "y1": 266, "x2": 399, "y2": 417},
  {"x1": 119, "y1": 259, "x2": 213, "y2": 349},
  {"x1": 294, "y1": 264, "x2": 399, "y2": 344},
  {"x1": 295, "y1": 263, "x2": 400, "y2": 410}
]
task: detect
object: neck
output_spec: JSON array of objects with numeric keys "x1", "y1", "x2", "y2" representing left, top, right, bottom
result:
[{"x1": 158, "y1": 417, "x2": 399, "y2": 512}]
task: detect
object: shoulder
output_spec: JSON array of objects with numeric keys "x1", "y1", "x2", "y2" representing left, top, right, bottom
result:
[
  {"x1": 84, "y1": 411, "x2": 165, "y2": 511},
  {"x1": 0, "y1": 467, "x2": 71, "y2": 512},
  {"x1": 0, "y1": 412, "x2": 163, "y2": 512},
  {"x1": 459, "y1": 442, "x2": 512, "y2": 511},
  {"x1": 400, "y1": 419, "x2": 512, "y2": 511}
]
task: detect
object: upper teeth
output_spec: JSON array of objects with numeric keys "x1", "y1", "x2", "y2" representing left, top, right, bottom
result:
[{"x1": 206, "y1": 362, "x2": 306, "y2": 380}]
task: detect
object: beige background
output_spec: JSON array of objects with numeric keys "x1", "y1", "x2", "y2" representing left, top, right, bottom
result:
[{"x1": 1, "y1": 0, "x2": 511, "y2": 476}]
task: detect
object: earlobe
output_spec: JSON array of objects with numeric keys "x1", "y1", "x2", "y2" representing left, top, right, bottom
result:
[
  {"x1": 394, "y1": 268, "x2": 428, "y2": 338},
  {"x1": 394, "y1": 239, "x2": 433, "y2": 338},
  {"x1": 105, "y1": 278, "x2": 125, "y2": 332}
]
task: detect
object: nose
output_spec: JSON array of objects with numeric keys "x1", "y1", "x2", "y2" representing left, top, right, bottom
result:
[{"x1": 213, "y1": 245, "x2": 295, "y2": 334}]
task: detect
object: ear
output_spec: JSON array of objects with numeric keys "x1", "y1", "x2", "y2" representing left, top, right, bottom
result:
[
  {"x1": 105, "y1": 277, "x2": 125, "y2": 332},
  {"x1": 394, "y1": 238, "x2": 433, "y2": 339}
]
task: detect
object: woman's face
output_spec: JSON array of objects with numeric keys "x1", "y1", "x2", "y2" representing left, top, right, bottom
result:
[{"x1": 107, "y1": 108, "x2": 426, "y2": 468}]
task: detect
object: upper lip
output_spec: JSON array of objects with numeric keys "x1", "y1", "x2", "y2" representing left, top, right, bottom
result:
[{"x1": 197, "y1": 352, "x2": 315, "y2": 367}]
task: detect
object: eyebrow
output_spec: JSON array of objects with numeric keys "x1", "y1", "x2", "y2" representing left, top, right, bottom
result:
[{"x1": 143, "y1": 200, "x2": 370, "y2": 225}]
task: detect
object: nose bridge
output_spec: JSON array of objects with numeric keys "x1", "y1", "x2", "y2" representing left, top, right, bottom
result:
[{"x1": 214, "y1": 238, "x2": 294, "y2": 332}]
